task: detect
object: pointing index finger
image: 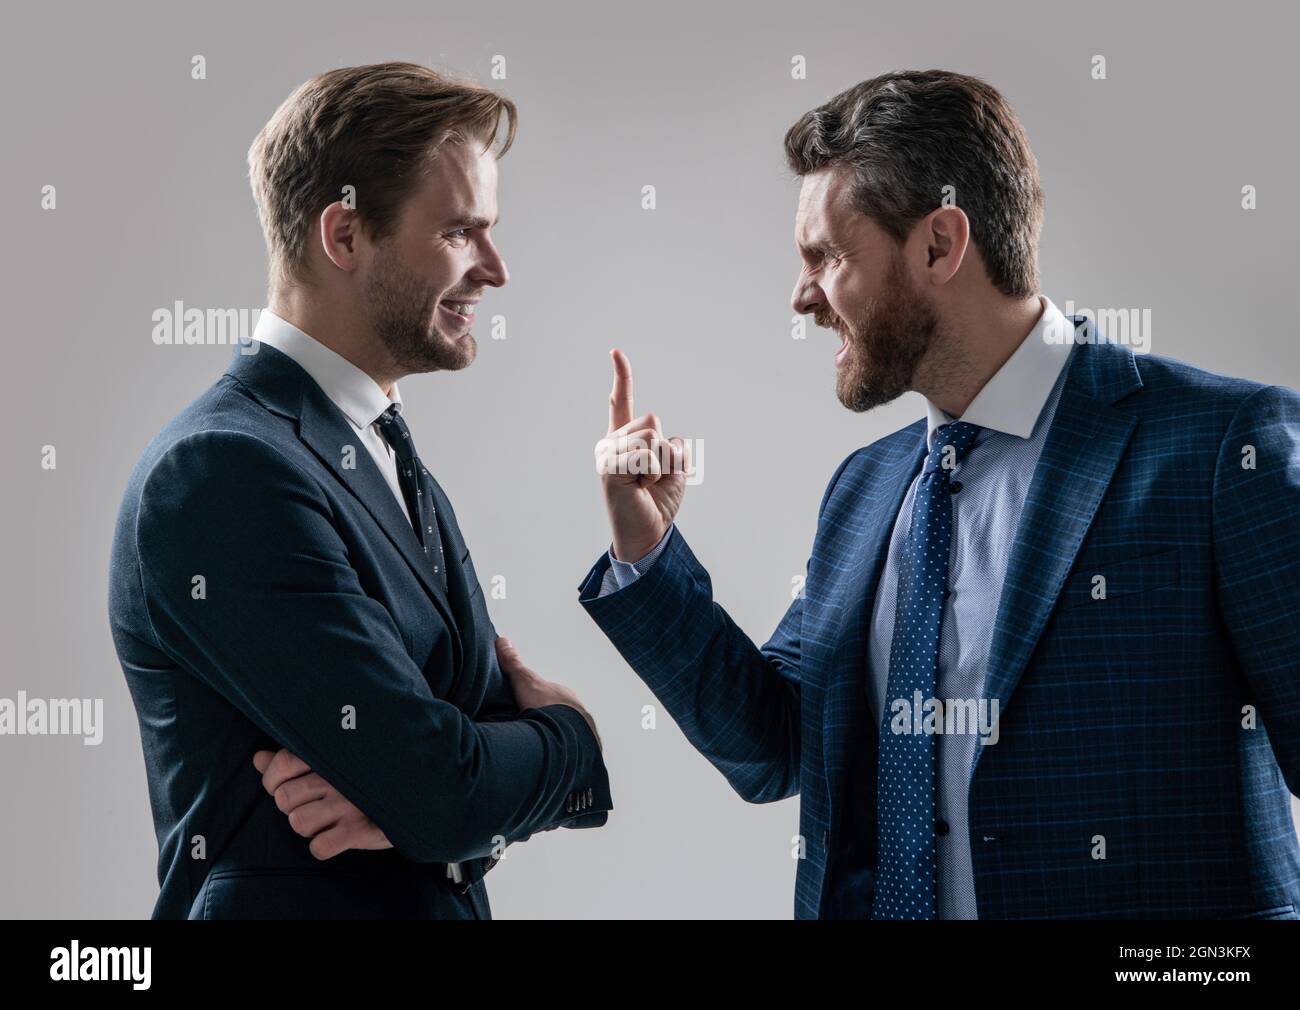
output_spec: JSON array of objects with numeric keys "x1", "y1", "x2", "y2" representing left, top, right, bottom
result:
[{"x1": 608, "y1": 348, "x2": 634, "y2": 432}]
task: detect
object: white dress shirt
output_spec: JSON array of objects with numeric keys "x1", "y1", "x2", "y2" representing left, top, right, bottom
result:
[
  {"x1": 251, "y1": 308, "x2": 413, "y2": 526},
  {"x1": 864, "y1": 293, "x2": 1076, "y2": 918},
  {"x1": 921, "y1": 295, "x2": 1074, "y2": 449}
]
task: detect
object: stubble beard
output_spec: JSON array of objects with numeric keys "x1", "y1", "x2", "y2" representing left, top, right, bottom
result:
[
  {"x1": 822, "y1": 251, "x2": 946, "y2": 413},
  {"x1": 364, "y1": 239, "x2": 477, "y2": 376}
]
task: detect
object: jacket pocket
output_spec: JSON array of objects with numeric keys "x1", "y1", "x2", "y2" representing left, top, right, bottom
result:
[
  {"x1": 1057, "y1": 548, "x2": 1181, "y2": 609},
  {"x1": 199, "y1": 867, "x2": 387, "y2": 920}
]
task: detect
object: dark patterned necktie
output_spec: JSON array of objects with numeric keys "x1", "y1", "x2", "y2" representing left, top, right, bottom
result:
[
  {"x1": 872, "y1": 420, "x2": 982, "y2": 920},
  {"x1": 375, "y1": 404, "x2": 449, "y2": 592}
]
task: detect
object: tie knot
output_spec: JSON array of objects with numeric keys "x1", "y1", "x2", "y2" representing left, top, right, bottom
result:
[
  {"x1": 376, "y1": 404, "x2": 417, "y2": 460},
  {"x1": 923, "y1": 420, "x2": 982, "y2": 477}
]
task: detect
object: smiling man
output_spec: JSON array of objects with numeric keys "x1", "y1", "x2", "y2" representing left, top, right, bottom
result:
[
  {"x1": 580, "y1": 70, "x2": 1300, "y2": 920},
  {"x1": 109, "y1": 62, "x2": 612, "y2": 920}
]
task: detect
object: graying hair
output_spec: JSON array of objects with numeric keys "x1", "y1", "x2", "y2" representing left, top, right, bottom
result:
[{"x1": 783, "y1": 70, "x2": 1043, "y2": 298}]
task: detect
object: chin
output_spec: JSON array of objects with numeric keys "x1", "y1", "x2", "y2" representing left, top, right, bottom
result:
[
  {"x1": 836, "y1": 372, "x2": 897, "y2": 413},
  {"x1": 437, "y1": 329, "x2": 477, "y2": 370}
]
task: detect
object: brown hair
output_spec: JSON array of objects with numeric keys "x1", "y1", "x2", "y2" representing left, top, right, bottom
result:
[
  {"x1": 783, "y1": 70, "x2": 1043, "y2": 298},
  {"x1": 248, "y1": 62, "x2": 517, "y2": 291}
]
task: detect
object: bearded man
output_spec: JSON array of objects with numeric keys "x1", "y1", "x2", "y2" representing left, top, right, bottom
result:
[{"x1": 579, "y1": 69, "x2": 1300, "y2": 921}]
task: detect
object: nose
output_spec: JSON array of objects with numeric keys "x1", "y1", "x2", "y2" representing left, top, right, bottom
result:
[
  {"x1": 791, "y1": 273, "x2": 822, "y2": 316},
  {"x1": 473, "y1": 234, "x2": 509, "y2": 289}
]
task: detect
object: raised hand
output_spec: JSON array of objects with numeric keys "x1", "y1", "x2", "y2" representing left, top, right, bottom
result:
[{"x1": 594, "y1": 348, "x2": 689, "y2": 564}]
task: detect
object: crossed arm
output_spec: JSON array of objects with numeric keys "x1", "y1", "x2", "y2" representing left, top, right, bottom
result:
[
  {"x1": 136, "y1": 429, "x2": 610, "y2": 863},
  {"x1": 248, "y1": 636, "x2": 594, "y2": 859}
]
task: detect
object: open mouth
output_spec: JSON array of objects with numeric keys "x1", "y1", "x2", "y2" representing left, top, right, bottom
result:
[
  {"x1": 437, "y1": 300, "x2": 477, "y2": 329},
  {"x1": 834, "y1": 332, "x2": 850, "y2": 366}
]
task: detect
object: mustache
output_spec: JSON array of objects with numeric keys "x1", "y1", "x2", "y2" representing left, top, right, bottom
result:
[{"x1": 813, "y1": 307, "x2": 844, "y2": 331}]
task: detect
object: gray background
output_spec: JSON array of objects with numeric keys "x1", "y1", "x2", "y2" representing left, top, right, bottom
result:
[{"x1": 2, "y1": 0, "x2": 1297, "y2": 918}]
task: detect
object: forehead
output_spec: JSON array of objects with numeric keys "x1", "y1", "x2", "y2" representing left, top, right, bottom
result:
[
  {"x1": 406, "y1": 140, "x2": 500, "y2": 222},
  {"x1": 795, "y1": 164, "x2": 854, "y2": 244}
]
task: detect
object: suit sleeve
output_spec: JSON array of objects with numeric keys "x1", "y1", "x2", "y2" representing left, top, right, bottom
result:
[
  {"x1": 1212, "y1": 383, "x2": 1300, "y2": 793},
  {"x1": 134, "y1": 430, "x2": 611, "y2": 863},
  {"x1": 577, "y1": 451, "x2": 858, "y2": 804},
  {"x1": 597, "y1": 524, "x2": 676, "y2": 596}
]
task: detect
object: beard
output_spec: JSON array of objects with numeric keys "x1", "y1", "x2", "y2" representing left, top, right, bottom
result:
[
  {"x1": 818, "y1": 249, "x2": 943, "y2": 413},
  {"x1": 363, "y1": 239, "x2": 476, "y2": 374}
]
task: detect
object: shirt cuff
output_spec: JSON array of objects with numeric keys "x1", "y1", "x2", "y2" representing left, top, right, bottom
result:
[{"x1": 598, "y1": 524, "x2": 675, "y2": 596}]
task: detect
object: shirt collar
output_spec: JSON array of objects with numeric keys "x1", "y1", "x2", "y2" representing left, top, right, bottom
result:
[
  {"x1": 251, "y1": 308, "x2": 401, "y2": 429},
  {"x1": 924, "y1": 294, "x2": 1072, "y2": 451}
]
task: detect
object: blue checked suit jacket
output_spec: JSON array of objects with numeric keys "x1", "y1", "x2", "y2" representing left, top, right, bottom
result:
[{"x1": 579, "y1": 331, "x2": 1300, "y2": 919}]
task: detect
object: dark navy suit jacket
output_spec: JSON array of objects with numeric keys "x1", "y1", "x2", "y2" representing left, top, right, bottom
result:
[
  {"x1": 580, "y1": 333, "x2": 1300, "y2": 919},
  {"x1": 110, "y1": 342, "x2": 612, "y2": 919}
]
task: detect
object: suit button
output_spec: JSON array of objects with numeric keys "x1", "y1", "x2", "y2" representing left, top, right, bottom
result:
[
  {"x1": 949, "y1": 481, "x2": 963, "y2": 494},
  {"x1": 821, "y1": 830, "x2": 829, "y2": 850},
  {"x1": 586, "y1": 787, "x2": 594, "y2": 805},
  {"x1": 935, "y1": 819, "x2": 950, "y2": 836},
  {"x1": 566, "y1": 794, "x2": 574, "y2": 813}
]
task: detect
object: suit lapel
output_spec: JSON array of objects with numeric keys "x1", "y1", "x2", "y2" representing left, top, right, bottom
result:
[
  {"x1": 424, "y1": 475, "x2": 481, "y2": 709},
  {"x1": 969, "y1": 333, "x2": 1143, "y2": 781},
  {"x1": 226, "y1": 344, "x2": 462, "y2": 660},
  {"x1": 822, "y1": 423, "x2": 927, "y2": 838}
]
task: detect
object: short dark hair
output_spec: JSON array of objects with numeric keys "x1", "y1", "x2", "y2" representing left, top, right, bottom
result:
[
  {"x1": 783, "y1": 70, "x2": 1043, "y2": 298},
  {"x1": 248, "y1": 62, "x2": 517, "y2": 291}
]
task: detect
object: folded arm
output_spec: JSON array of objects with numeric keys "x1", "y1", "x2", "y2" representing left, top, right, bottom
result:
[{"x1": 136, "y1": 430, "x2": 611, "y2": 864}]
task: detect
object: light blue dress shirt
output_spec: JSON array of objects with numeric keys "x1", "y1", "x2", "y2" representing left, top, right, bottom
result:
[{"x1": 598, "y1": 296, "x2": 1078, "y2": 918}]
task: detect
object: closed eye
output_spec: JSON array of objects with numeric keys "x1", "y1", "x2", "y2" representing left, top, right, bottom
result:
[{"x1": 801, "y1": 244, "x2": 837, "y2": 267}]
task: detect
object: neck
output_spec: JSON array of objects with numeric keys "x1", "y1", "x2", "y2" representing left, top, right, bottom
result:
[
  {"x1": 268, "y1": 287, "x2": 398, "y2": 396},
  {"x1": 921, "y1": 292, "x2": 1043, "y2": 418}
]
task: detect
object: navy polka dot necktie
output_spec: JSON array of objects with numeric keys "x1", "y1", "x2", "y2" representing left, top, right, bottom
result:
[
  {"x1": 872, "y1": 419, "x2": 982, "y2": 920},
  {"x1": 375, "y1": 404, "x2": 449, "y2": 592}
]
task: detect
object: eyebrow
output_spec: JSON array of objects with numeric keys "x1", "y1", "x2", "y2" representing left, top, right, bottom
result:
[
  {"x1": 795, "y1": 221, "x2": 833, "y2": 255},
  {"x1": 443, "y1": 214, "x2": 499, "y2": 230}
]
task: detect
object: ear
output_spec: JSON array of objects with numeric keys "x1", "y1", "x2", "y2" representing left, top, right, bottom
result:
[
  {"x1": 920, "y1": 206, "x2": 970, "y2": 286},
  {"x1": 317, "y1": 201, "x2": 365, "y2": 273}
]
